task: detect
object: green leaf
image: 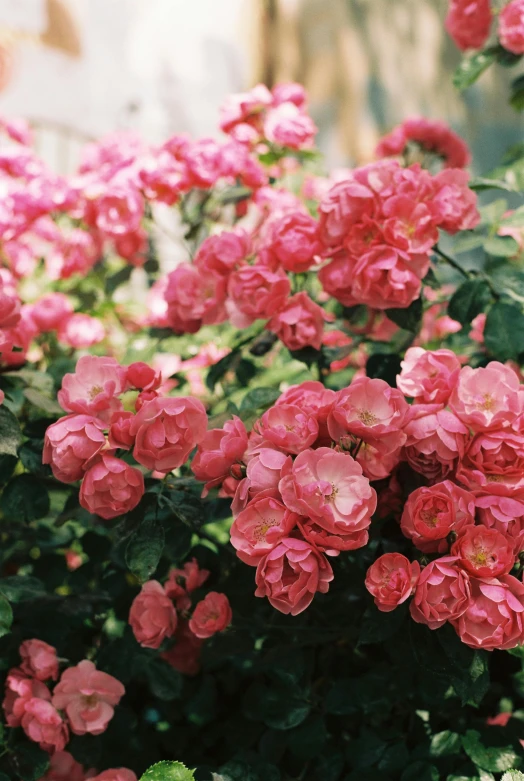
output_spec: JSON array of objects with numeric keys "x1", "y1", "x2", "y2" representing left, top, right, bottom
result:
[
  {"x1": 450, "y1": 650, "x2": 490, "y2": 707},
  {"x1": 0, "y1": 475, "x2": 50, "y2": 522},
  {"x1": 483, "y1": 235, "x2": 520, "y2": 257},
  {"x1": 125, "y1": 517, "x2": 165, "y2": 582},
  {"x1": 235, "y1": 357, "x2": 257, "y2": 386},
  {"x1": 0, "y1": 575, "x2": 46, "y2": 602},
  {"x1": 23, "y1": 387, "x2": 63, "y2": 415},
  {"x1": 484, "y1": 301, "x2": 524, "y2": 361},
  {"x1": 462, "y1": 730, "x2": 520, "y2": 773},
  {"x1": 239, "y1": 387, "x2": 281, "y2": 417},
  {"x1": 469, "y1": 177, "x2": 519, "y2": 193},
  {"x1": 12, "y1": 742, "x2": 50, "y2": 780},
  {"x1": 358, "y1": 604, "x2": 407, "y2": 645},
  {"x1": 502, "y1": 772, "x2": 524, "y2": 781},
  {"x1": 401, "y1": 762, "x2": 439, "y2": 781},
  {"x1": 146, "y1": 659, "x2": 183, "y2": 701},
  {"x1": 386, "y1": 297, "x2": 423, "y2": 332},
  {"x1": 140, "y1": 761, "x2": 195, "y2": 781},
  {"x1": 510, "y1": 75, "x2": 524, "y2": 112},
  {"x1": 288, "y1": 715, "x2": 327, "y2": 761},
  {"x1": 453, "y1": 48, "x2": 497, "y2": 90},
  {"x1": 430, "y1": 731, "x2": 462, "y2": 758},
  {"x1": 206, "y1": 351, "x2": 239, "y2": 391},
  {"x1": 106, "y1": 263, "x2": 133, "y2": 293},
  {"x1": 0, "y1": 594, "x2": 12, "y2": 638},
  {"x1": 448, "y1": 279, "x2": 493, "y2": 326},
  {"x1": 0, "y1": 405, "x2": 21, "y2": 457},
  {"x1": 366, "y1": 353, "x2": 402, "y2": 387}
]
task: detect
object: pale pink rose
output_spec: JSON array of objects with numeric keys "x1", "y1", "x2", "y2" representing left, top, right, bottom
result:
[
  {"x1": 397, "y1": 347, "x2": 461, "y2": 404},
  {"x1": 226, "y1": 264, "x2": 291, "y2": 328},
  {"x1": 39, "y1": 750, "x2": 88, "y2": 781},
  {"x1": 108, "y1": 411, "x2": 135, "y2": 450},
  {"x1": 125, "y1": 362, "x2": 161, "y2": 392},
  {"x1": 129, "y1": 580, "x2": 178, "y2": 649},
  {"x1": 164, "y1": 558, "x2": 210, "y2": 611},
  {"x1": 31, "y1": 293, "x2": 73, "y2": 332},
  {"x1": 267, "y1": 292, "x2": 328, "y2": 352},
  {"x1": 43, "y1": 414, "x2": 107, "y2": 484},
  {"x1": 189, "y1": 592, "x2": 232, "y2": 639},
  {"x1": 410, "y1": 557, "x2": 471, "y2": 629},
  {"x1": 469, "y1": 313, "x2": 486, "y2": 344},
  {"x1": 20, "y1": 639, "x2": 59, "y2": 682},
  {"x1": 255, "y1": 537, "x2": 334, "y2": 615},
  {"x1": 194, "y1": 230, "x2": 251, "y2": 278},
  {"x1": 52, "y1": 660, "x2": 125, "y2": 736},
  {"x1": 164, "y1": 262, "x2": 226, "y2": 334},
  {"x1": 276, "y1": 381, "x2": 336, "y2": 445},
  {"x1": 279, "y1": 448, "x2": 376, "y2": 553},
  {"x1": 57, "y1": 314, "x2": 105, "y2": 348},
  {"x1": 263, "y1": 102, "x2": 317, "y2": 149},
  {"x1": 0, "y1": 282, "x2": 21, "y2": 329},
  {"x1": 161, "y1": 620, "x2": 203, "y2": 676},
  {"x1": 365, "y1": 553, "x2": 420, "y2": 613},
  {"x1": 456, "y1": 428, "x2": 524, "y2": 493},
  {"x1": 88, "y1": 770, "x2": 137, "y2": 781},
  {"x1": 403, "y1": 404, "x2": 469, "y2": 481},
  {"x1": 499, "y1": 0, "x2": 524, "y2": 54},
  {"x1": 260, "y1": 211, "x2": 322, "y2": 273},
  {"x1": 254, "y1": 404, "x2": 318, "y2": 455},
  {"x1": 451, "y1": 526, "x2": 515, "y2": 578},
  {"x1": 476, "y1": 492, "x2": 524, "y2": 553},
  {"x1": 451, "y1": 575, "x2": 524, "y2": 651},
  {"x1": 449, "y1": 362, "x2": 522, "y2": 431},
  {"x1": 58, "y1": 356, "x2": 126, "y2": 421},
  {"x1": 79, "y1": 455, "x2": 144, "y2": 520},
  {"x1": 3, "y1": 669, "x2": 51, "y2": 728},
  {"x1": 328, "y1": 376, "x2": 409, "y2": 442},
  {"x1": 431, "y1": 169, "x2": 480, "y2": 233},
  {"x1": 272, "y1": 82, "x2": 307, "y2": 108},
  {"x1": 130, "y1": 396, "x2": 207, "y2": 473},
  {"x1": 230, "y1": 496, "x2": 299, "y2": 565},
  {"x1": 445, "y1": 0, "x2": 492, "y2": 50},
  {"x1": 400, "y1": 480, "x2": 475, "y2": 553},
  {"x1": 244, "y1": 447, "x2": 288, "y2": 494},
  {"x1": 191, "y1": 416, "x2": 248, "y2": 495},
  {"x1": 92, "y1": 186, "x2": 143, "y2": 237},
  {"x1": 219, "y1": 83, "x2": 272, "y2": 134},
  {"x1": 21, "y1": 698, "x2": 69, "y2": 753}
]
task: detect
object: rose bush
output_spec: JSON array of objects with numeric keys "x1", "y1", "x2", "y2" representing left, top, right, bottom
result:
[{"x1": 1, "y1": 11, "x2": 524, "y2": 777}]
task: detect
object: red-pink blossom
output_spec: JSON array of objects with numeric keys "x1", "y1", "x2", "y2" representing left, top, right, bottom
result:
[
  {"x1": 383, "y1": 196, "x2": 439, "y2": 253},
  {"x1": 400, "y1": 480, "x2": 475, "y2": 553},
  {"x1": 410, "y1": 557, "x2": 471, "y2": 629},
  {"x1": 263, "y1": 102, "x2": 317, "y2": 149},
  {"x1": 272, "y1": 82, "x2": 307, "y2": 108},
  {"x1": 456, "y1": 428, "x2": 524, "y2": 493},
  {"x1": 164, "y1": 262, "x2": 226, "y2": 334},
  {"x1": 125, "y1": 362, "x2": 161, "y2": 392},
  {"x1": 261, "y1": 211, "x2": 322, "y2": 273},
  {"x1": 219, "y1": 84, "x2": 272, "y2": 134},
  {"x1": 230, "y1": 496, "x2": 299, "y2": 565},
  {"x1": 20, "y1": 639, "x2": 59, "y2": 682},
  {"x1": 365, "y1": 553, "x2": 420, "y2": 612},
  {"x1": 21, "y1": 698, "x2": 69, "y2": 753},
  {"x1": 226, "y1": 264, "x2": 291, "y2": 328},
  {"x1": 195, "y1": 230, "x2": 251, "y2": 278},
  {"x1": 162, "y1": 620, "x2": 203, "y2": 677},
  {"x1": 0, "y1": 281, "x2": 21, "y2": 328},
  {"x1": 431, "y1": 169, "x2": 480, "y2": 233},
  {"x1": 469, "y1": 312, "x2": 486, "y2": 344},
  {"x1": 3, "y1": 669, "x2": 51, "y2": 728},
  {"x1": 376, "y1": 117, "x2": 471, "y2": 169},
  {"x1": 30, "y1": 293, "x2": 73, "y2": 332},
  {"x1": 129, "y1": 580, "x2": 178, "y2": 649},
  {"x1": 192, "y1": 416, "x2": 248, "y2": 495},
  {"x1": 276, "y1": 381, "x2": 336, "y2": 444},
  {"x1": 328, "y1": 376, "x2": 409, "y2": 443},
  {"x1": 87, "y1": 770, "x2": 137, "y2": 781},
  {"x1": 397, "y1": 347, "x2": 461, "y2": 404},
  {"x1": 476, "y1": 492, "x2": 524, "y2": 553},
  {"x1": 499, "y1": 0, "x2": 524, "y2": 54},
  {"x1": 451, "y1": 525, "x2": 515, "y2": 578},
  {"x1": 254, "y1": 404, "x2": 318, "y2": 455},
  {"x1": 91, "y1": 186, "x2": 144, "y2": 238},
  {"x1": 52, "y1": 660, "x2": 125, "y2": 736},
  {"x1": 57, "y1": 314, "x2": 105, "y2": 348},
  {"x1": 403, "y1": 404, "x2": 469, "y2": 481},
  {"x1": 451, "y1": 575, "x2": 524, "y2": 650},
  {"x1": 449, "y1": 362, "x2": 523, "y2": 432},
  {"x1": 79, "y1": 455, "x2": 144, "y2": 520},
  {"x1": 43, "y1": 414, "x2": 107, "y2": 484},
  {"x1": 445, "y1": 0, "x2": 492, "y2": 51},
  {"x1": 57, "y1": 356, "x2": 126, "y2": 420},
  {"x1": 267, "y1": 292, "x2": 328, "y2": 351},
  {"x1": 189, "y1": 592, "x2": 232, "y2": 639},
  {"x1": 108, "y1": 410, "x2": 135, "y2": 450},
  {"x1": 164, "y1": 558, "x2": 210, "y2": 611},
  {"x1": 39, "y1": 750, "x2": 89, "y2": 781}
]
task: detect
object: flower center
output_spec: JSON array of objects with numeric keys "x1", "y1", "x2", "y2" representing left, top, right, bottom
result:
[
  {"x1": 89, "y1": 384, "x2": 103, "y2": 400},
  {"x1": 476, "y1": 392, "x2": 494, "y2": 412},
  {"x1": 357, "y1": 409, "x2": 378, "y2": 426},
  {"x1": 254, "y1": 517, "x2": 279, "y2": 541},
  {"x1": 82, "y1": 694, "x2": 98, "y2": 707},
  {"x1": 420, "y1": 510, "x2": 439, "y2": 527}
]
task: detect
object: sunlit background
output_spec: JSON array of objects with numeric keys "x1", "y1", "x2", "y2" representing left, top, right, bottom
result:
[{"x1": 0, "y1": 0, "x2": 521, "y2": 173}]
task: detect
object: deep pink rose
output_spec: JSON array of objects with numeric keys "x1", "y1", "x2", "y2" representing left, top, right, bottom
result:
[
  {"x1": 318, "y1": 177, "x2": 375, "y2": 251},
  {"x1": 79, "y1": 455, "x2": 144, "y2": 520},
  {"x1": 43, "y1": 414, "x2": 107, "y2": 483},
  {"x1": 382, "y1": 195, "x2": 439, "y2": 253},
  {"x1": 40, "y1": 750, "x2": 89, "y2": 781},
  {"x1": 31, "y1": 293, "x2": 73, "y2": 332},
  {"x1": 254, "y1": 404, "x2": 318, "y2": 455},
  {"x1": 52, "y1": 660, "x2": 125, "y2": 736},
  {"x1": 57, "y1": 314, "x2": 105, "y2": 348},
  {"x1": 191, "y1": 416, "x2": 248, "y2": 495},
  {"x1": 365, "y1": 553, "x2": 420, "y2": 613},
  {"x1": 161, "y1": 620, "x2": 203, "y2": 677},
  {"x1": 3, "y1": 669, "x2": 51, "y2": 728},
  {"x1": 451, "y1": 525, "x2": 515, "y2": 578},
  {"x1": 457, "y1": 428, "x2": 524, "y2": 493},
  {"x1": 219, "y1": 83, "x2": 272, "y2": 134},
  {"x1": 195, "y1": 230, "x2": 251, "y2": 278},
  {"x1": 430, "y1": 169, "x2": 480, "y2": 233},
  {"x1": 261, "y1": 211, "x2": 322, "y2": 273},
  {"x1": 125, "y1": 362, "x2": 161, "y2": 392},
  {"x1": 452, "y1": 575, "x2": 524, "y2": 650},
  {"x1": 108, "y1": 411, "x2": 135, "y2": 450},
  {"x1": 226, "y1": 263, "x2": 291, "y2": 328},
  {"x1": 328, "y1": 376, "x2": 409, "y2": 442},
  {"x1": 267, "y1": 292, "x2": 328, "y2": 351},
  {"x1": 20, "y1": 639, "x2": 59, "y2": 682},
  {"x1": 230, "y1": 496, "x2": 299, "y2": 565},
  {"x1": 164, "y1": 558, "x2": 210, "y2": 611},
  {"x1": 255, "y1": 537, "x2": 334, "y2": 615},
  {"x1": 376, "y1": 117, "x2": 471, "y2": 169},
  {"x1": 476, "y1": 492, "x2": 524, "y2": 553},
  {"x1": 131, "y1": 395, "x2": 207, "y2": 473},
  {"x1": 397, "y1": 347, "x2": 461, "y2": 404},
  {"x1": 499, "y1": 0, "x2": 524, "y2": 55},
  {"x1": 129, "y1": 580, "x2": 178, "y2": 649},
  {"x1": 21, "y1": 698, "x2": 69, "y2": 753},
  {"x1": 58, "y1": 356, "x2": 126, "y2": 421},
  {"x1": 445, "y1": 0, "x2": 492, "y2": 50},
  {"x1": 279, "y1": 448, "x2": 376, "y2": 553},
  {"x1": 189, "y1": 592, "x2": 232, "y2": 639},
  {"x1": 0, "y1": 281, "x2": 21, "y2": 329},
  {"x1": 92, "y1": 186, "x2": 143, "y2": 237},
  {"x1": 164, "y1": 262, "x2": 226, "y2": 334},
  {"x1": 410, "y1": 556, "x2": 471, "y2": 629},
  {"x1": 449, "y1": 362, "x2": 523, "y2": 431},
  {"x1": 400, "y1": 480, "x2": 475, "y2": 553},
  {"x1": 403, "y1": 404, "x2": 469, "y2": 481}
]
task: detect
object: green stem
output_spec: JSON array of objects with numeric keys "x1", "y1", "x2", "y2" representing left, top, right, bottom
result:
[{"x1": 433, "y1": 245, "x2": 471, "y2": 279}]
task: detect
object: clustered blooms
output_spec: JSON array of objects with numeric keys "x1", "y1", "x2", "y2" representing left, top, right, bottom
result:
[
  {"x1": 445, "y1": 0, "x2": 524, "y2": 57},
  {"x1": 2, "y1": 640, "x2": 133, "y2": 779},
  {"x1": 375, "y1": 117, "x2": 471, "y2": 169},
  {"x1": 364, "y1": 352, "x2": 524, "y2": 651},
  {"x1": 128, "y1": 559, "x2": 232, "y2": 675},
  {"x1": 44, "y1": 355, "x2": 209, "y2": 519}
]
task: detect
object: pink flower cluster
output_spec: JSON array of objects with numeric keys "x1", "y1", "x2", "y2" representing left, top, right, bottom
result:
[
  {"x1": 3, "y1": 640, "x2": 125, "y2": 765},
  {"x1": 445, "y1": 0, "x2": 524, "y2": 57},
  {"x1": 39, "y1": 753, "x2": 137, "y2": 781},
  {"x1": 128, "y1": 559, "x2": 232, "y2": 676},
  {"x1": 376, "y1": 117, "x2": 471, "y2": 169},
  {"x1": 44, "y1": 356, "x2": 209, "y2": 519},
  {"x1": 365, "y1": 351, "x2": 524, "y2": 651}
]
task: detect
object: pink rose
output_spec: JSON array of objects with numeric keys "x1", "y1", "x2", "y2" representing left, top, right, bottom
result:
[
  {"x1": 57, "y1": 314, "x2": 105, "y2": 348},
  {"x1": 403, "y1": 404, "x2": 469, "y2": 481},
  {"x1": 410, "y1": 556, "x2": 471, "y2": 629},
  {"x1": 499, "y1": 0, "x2": 524, "y2": 55},
  {"x1": 164, "y1": 558, "x2": 210, "y2": 611},
  {"x1": 382, "y1": 196, "x2": 439, "y2": 253},
  {"x1": 226, "y1": 264, "x2": 291, "y2": 328},
  {"x1": 276, "y1": 381, "x2": 336, "y2": 445},
  {"x1": 189, "y1": 592, "x2": 232, "y2": 639},
  {"x1": 400, "y1": 480, "x2": 475, "y2": 553},
  {"x1": 230, "y1": 496, "x2": 299, "y2": 565},
  {"x1": 30, "y1": 293, "x2": 73, "y2": 332},
  {"x1": 318, "y1": 178, "x2": 376, "y2": 251},
  {"x1": 0, "y1": 283, "x2": 21, "y2": 329},
  {"x1": 131, "y1": 396, "x2": 207, "y2": 473},
  {"x1": 162, "y1": 619, "x2": 203, "y2": 676},
  {"x1": 40, "y1": 750, "x2": 88, "y2": 781},
  {"x1": 79, "y1": 455, "x2": 144, "y2": 520},
  {"x1": 58, "y1": 356, "x2": 126, "y2": 421},
  {"x1": 164, "y1": 262, "x2": 226, "y2": 334},
  {"x1": 456, "y1": 428, "x2": 524, "y2": 493},
  {"x1": 195, "y1": 230, "x2": 251, "y2": 278},
  {"x1": 89, "y1": 771, "x2": 137, "y2": 781},
  {"x1": 451, "y1": 525, "x2": 515, "y2": 578},
  {"x1": 129, "y1": 580, "x2": 178, "y2": 649},
  {"x1": 52, "y1": 660, "x2": 125, "y2": 736},
  {"x1": 431, "y1": 169, "x2": 480, "y2": 233},
  {"x1": 279, "y1": 448, "x2": 376, "y2": 552},
  {"x1": 254, "y1": 404, "x2": 318, "y2": 455},
  {"x1": 328, "y1": 376, "x2": 409, "y2": 442},
  {"x1": 354, "y1": 434, "x2": 404, "y2": 481},
  {"x1": 92, "y1": 186, "x2": 144, "y2": 237},
  {"x1": 219, "y1": 83, "x2": 272, "y2": 134},
  {"x1": 263, "y1": 102, "x2": 317, "y2": 149},
  {"x1": 449, "y1": 362, "x2": 523, "y2": 431},
  {"x1": 255, "y1": 537, "x2": 334, "y2": 615},
  {"x1": 21, "y1": 698, "x2": 69, "y2": 753},
  {"x1": 244, "y1": 447, "x2": 288, "y2": 495},
  {"x1": 469, "y1": 313, "x2": 486, "y2": 344},
  {"x1": 261, "y1": 211, "x2": 322, "y2": 273},
  {"x1": 445, "y1": 0, "x2": 492, "y2": 51},
  {"x1": 397, "y1": 347, "x2": 461, "y2": 404},
  {"x1": 267, "y1": 292, "x2": 328, "y2": 351},
  {"x1": 272, "y1": 82, "x2": 307, "y2": 108},
  {"x1": 43, "y1": 414, "x2": 107, "y2": 483},
  {"x1": 191, "y1": 416, "x2": 248, "y2": 495},
  {"x1": 108, "y1": 411, "x2": 135, "y2": 450},
  {"x1": 451, "y1": 575, "x2": 524, "y2": 650},
  {"x1": 20, "y1": 639, "x2": 59, "y2": 682},
  {"x1": 3, "y1": 669, "x2": 51, "y2": 728},
  {"x1": 365, "y1": 553, "x2": 420, "y2": 613},
  {"x1": 376, "y1": 117, "x2": 471, "y2": 169},
  {"x1": 476, "y1": 492, "x2": 524, "y2": 553},
  {"x1": 125, "y1": 362, "x2": 161, "y2": 392}
]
